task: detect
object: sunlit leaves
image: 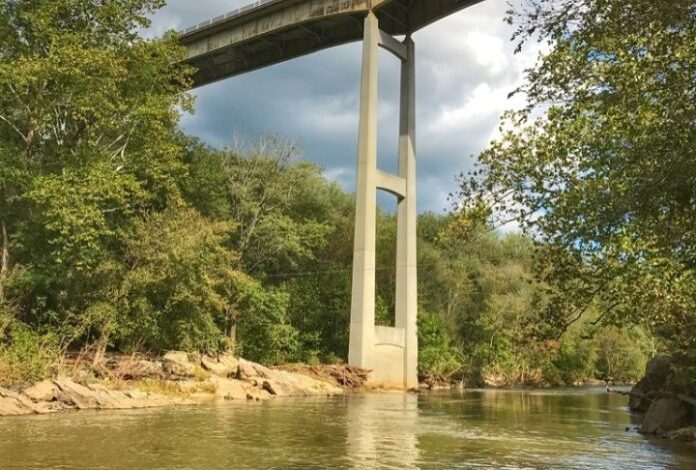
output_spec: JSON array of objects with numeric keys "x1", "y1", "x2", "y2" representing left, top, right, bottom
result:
[{"x1": 453, "y1": 0, "x2": 695, "y2": 388}]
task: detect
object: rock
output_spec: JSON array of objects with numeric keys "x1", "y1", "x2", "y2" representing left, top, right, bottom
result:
[
  {"x1": 53, "y1": 378, "x2": 100, "y2": 409},
  {"x1": 256, "y1": 369, "x2": 342, "y2": 397},
  {"x1": 262, "y1": 380, "x2": 277, "y2": 395},
  {"x1": 162, "y1": 351, "x2": 197, "y2": 378},
  {"x1": 124, "y1": 389, "x2": 148, "y2": 400},
  {"x1": 208, "y1": 376, "x2": 248, "y2": 400},
  {"x1": 2, "y1": 355, "x2": 344, "y2": 418},
  {"x1": 120, "y1": 359, "x2": 165, "y2": 380},
  {"x1": 88, "y1": 385, "x2": 187, "y2": 410},
  {"x1": 663, "y1": 426, "x2": 696, "y2": 444},
  {"x1": 85, "y1": 383, "x2": 157, "y2": 410},
  {"x1": 52, "y1": 378, "x2": 140, "y2": 411},
  {"x1": 628, "y1": 382, "x2": 649, "y2": 411},
  {"x1": 629, "y1": 356, "x2": 674, "y2": 412},
  {"x1": 582, "y1": 379, "x2": 606, "y2": 387},
  {"x1": 23, "y1": 380, "x2": 58, "y2": 402},
  {"x1": 176, "y1": 380, "x2": 211, "y2": 394},
  {"x1": 101, "y1": 355, "x2": 162, "y2": 380},
  {"x1": 243, "y1": 385, "x2": 273, "y2": 401},
  {"x1": 641, "y1": 398, "x2": 691, "y2": 434},
  {"x1": 32, "y1": 401, "x2": 64, "y2": 414},
  {"x1": 646, "y1": 356, "x2": 673, "y2": 381},
  {"x1": 236, "y1": 359, "x2": 274, "y2": 381},
  {"x1": 236, "y1": 359, "x2": 257, "y2": 380},
  {"x1": 200, "y1": 354, "x2": 239, "y2": 377},
  {"x1": 0, "y1": 387, "x2": 39, "y2": 416}
]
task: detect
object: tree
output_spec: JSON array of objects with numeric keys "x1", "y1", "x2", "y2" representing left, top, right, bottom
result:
[
  {"x1": 223, "y1": 137, "x2": 333, "y2": 276},
  {"x1": 0, "y1": 0, "x2": 192, "y2": 351},
  {"x1": 117, "y1": 207, "x2": 242, "y2": 353},
  {"x1": 453, "y1": 0, "x2": 695, "y2": 390}
]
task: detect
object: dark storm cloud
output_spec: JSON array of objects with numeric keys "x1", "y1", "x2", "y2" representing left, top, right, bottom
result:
[{"x1": 149, "y1": 0, "x2": 540, "y2": 213}]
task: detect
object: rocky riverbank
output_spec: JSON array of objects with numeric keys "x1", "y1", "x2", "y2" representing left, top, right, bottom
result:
[
  {"x1": 624, "y1": 356, "x2": 696, "y2": 446},
  {"x1": 0, "y1": 352, "x2": 346, "y2": 417}
]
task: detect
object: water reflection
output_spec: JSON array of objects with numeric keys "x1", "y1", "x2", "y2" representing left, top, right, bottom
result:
[
  {"x1": 0, "y1": 389, "x2": 693, "y2": 470},
  {"x1": 346, "y1": 393, "x2": 420, "y2": 469}
]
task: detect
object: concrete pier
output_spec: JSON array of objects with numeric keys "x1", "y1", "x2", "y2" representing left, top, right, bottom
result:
[{"x1": 348, "y1": 12, "x2": 418, "y2": 389}]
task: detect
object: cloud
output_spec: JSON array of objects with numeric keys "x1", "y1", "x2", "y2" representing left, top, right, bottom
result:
[{"x1": 149, "y1": 0, "x2": 539, "y2": 214}]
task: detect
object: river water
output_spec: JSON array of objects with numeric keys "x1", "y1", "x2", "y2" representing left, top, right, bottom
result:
[{"x1": 1, "y1": 388, "x2": 694, "y2": 469}]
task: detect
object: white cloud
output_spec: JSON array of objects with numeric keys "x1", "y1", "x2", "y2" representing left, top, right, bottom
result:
[
  {"x1": 467, "y1": 31, "x2": 509, "y2": 75},
  {"x1": 429, "y1": 83, "x2": 508, "y2": 134}
]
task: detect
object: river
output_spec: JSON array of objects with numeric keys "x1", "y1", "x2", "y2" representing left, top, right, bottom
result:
[{"x1": 1, "y1": 388, "x2": 694, "y2": 469}]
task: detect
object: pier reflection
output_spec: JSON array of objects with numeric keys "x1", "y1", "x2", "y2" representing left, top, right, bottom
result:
[{"x1": 346, "y1": 393, "x2": 420, "y2": 469}]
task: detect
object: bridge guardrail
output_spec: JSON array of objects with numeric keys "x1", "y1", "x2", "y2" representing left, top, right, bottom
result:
[{"x1": 178, "y1": 0, "x2": 279, "y2": 36}]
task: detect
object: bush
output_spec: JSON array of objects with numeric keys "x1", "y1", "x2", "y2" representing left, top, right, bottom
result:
[
  {"x1": 417, "y1": 311, "x2": 462, "y2": 376},
  {"x1": 0, "y1": 321, "x2": 58, "y2": 385},
  {"x1": 544, "y1": 339, "x2": 596, "y2": 386}
]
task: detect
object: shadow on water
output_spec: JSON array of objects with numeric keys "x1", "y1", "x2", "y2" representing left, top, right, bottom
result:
[{"x1": 0, "y1": 389, "x2": 693, "y2": 469}]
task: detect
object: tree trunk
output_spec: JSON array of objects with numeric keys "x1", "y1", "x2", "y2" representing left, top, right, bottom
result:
[
  {"x1": 228, "y1": 317, "x2": 237, "y2": 353},
  {"x1": 91, "y1": 333, "x2": 109, "y2": 369},
  {"x1": 0, "y1": 218, "x2": 8, "y2": 302}
]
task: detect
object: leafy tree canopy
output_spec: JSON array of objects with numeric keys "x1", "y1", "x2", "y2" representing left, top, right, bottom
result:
[{"x1": 453, "y1": 0, "x2": 695, "y2": 387}]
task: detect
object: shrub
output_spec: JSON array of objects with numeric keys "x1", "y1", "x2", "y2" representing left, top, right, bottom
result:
[
  {"x1": 417, "y1": 311, "x2": 462, "y2": 376},
  {"x1": 0, "y1": 321, "x2": 58, "y2": 385},
  {"x1": 116, "y1": 207, "x2": 239, "y2": 353},
  {"x1": 544, "y1": 339, "x2": 596, "y2": 386}
]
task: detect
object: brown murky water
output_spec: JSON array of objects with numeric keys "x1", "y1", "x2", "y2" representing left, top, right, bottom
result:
[{"x1": 0, "y1": 388, "x2": 694, "y2": 469}]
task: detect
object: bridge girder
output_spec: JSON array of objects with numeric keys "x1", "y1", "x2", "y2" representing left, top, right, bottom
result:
[{"x1": 179, "y1": 0, "x2": 483, "y2": 87}]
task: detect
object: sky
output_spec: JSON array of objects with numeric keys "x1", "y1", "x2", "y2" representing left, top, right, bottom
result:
[{"x1": 148, "y1": 0, "x2": 540, "y2": 214}]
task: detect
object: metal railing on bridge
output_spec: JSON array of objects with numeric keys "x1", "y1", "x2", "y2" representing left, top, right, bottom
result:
[{"x1": 178, "y1": 0, "x2": 280, "y2": 36}]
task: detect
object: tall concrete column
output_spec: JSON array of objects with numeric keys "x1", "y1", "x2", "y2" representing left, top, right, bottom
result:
[
  {"x1": 395, "y1": 36, "x2": 418, "y2": 389},
  {"x1": 348, "y1": 11, "x2": 379, "y2": 369}
]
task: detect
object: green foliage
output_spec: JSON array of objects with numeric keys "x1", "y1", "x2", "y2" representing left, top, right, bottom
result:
[
  {"x1": 0, "y1": 0, "x2": 193, "y2": 356},
  {"x1": 180, "y1": 137, "x2": 232, "y2": 220},
  {"x1": 180, "y1": 135, "x2": 354, "y2": 363},
  {"x1": 544, "y1": 333, "x2": 596, "y2": 387},
  {"x1": 235, "y1": 283, "x2": 299, "y2": 365},
  {"x1": 453, "y1": 0, "x2": 695, "y2": 385},
  {"x1": 285, "y1": 269, "x2": 352, "y2": 362},
  {"x1": 0, "y1": 319, "x2": 58, "y2": 385},
  {"x1": 417, "y1": 217, "x2": 653, "y2": 386},
  {"x1": 222, "y1": 138, "x2": 334, "y2": 276},
  {"x1": 593, "y1": 326, "x2": 650, "y2": 383},
  {"x1": 417, "y1": 311, "x2": 461, "y2": 376},
  {"x1": 116, "y1": 207, "x2": 240, "y2": 353}
]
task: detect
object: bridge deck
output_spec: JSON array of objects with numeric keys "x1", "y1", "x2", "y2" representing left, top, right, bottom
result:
[{"x1": 179, "y1": 0, "x2": 483, "y2": 87}]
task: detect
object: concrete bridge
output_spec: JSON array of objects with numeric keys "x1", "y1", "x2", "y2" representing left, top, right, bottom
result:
[{"x1": 179, "y1": 0, "x2": 484, "y2": 389}]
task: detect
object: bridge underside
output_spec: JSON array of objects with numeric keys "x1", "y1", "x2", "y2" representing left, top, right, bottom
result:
[{"x1": 180, "y1": 0, "x2": 483, "y2": 87}]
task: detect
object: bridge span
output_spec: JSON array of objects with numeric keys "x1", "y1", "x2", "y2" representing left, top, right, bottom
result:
[
  {"x1": 180, "y1": 0, "x2": 483, "y2": 87},
  {"x1": 179, "y1": 0, "x2": 485, "y2": 389}
]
